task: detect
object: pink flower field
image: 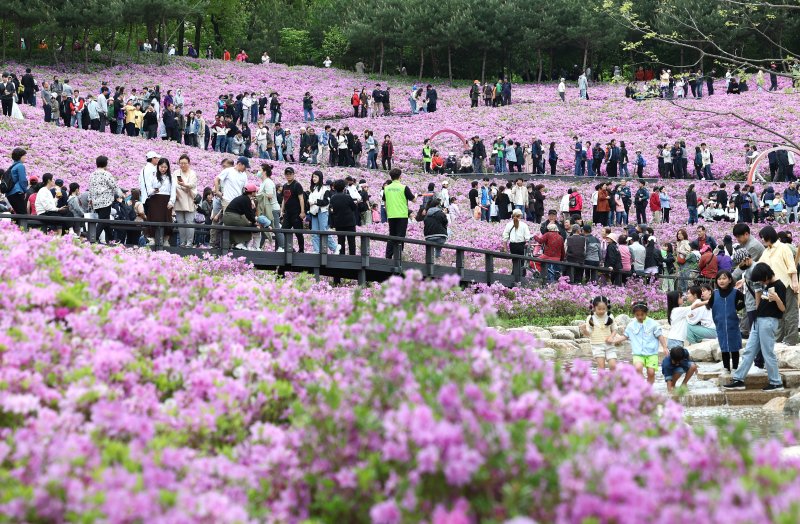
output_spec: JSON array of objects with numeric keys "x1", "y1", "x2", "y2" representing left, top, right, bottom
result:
[
  {"x1": 3, "y1": 59, "x2": 800, "y2": 522},
  {"x1": 1, "y1": 225, "x2": 800, "y2": 523}
]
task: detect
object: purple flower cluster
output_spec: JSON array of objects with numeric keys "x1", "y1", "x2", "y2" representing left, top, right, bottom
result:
[{"x1": 1, "y1": 224, "x2": 799, "y2": 522}]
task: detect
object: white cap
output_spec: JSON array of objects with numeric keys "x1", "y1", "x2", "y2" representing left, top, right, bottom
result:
[
  {"x1": 442, "y1": 180, "x2": 449, "y2": 186},
  {"x1": 146, "y1": 151, "x2": 160, "y2": 160}
]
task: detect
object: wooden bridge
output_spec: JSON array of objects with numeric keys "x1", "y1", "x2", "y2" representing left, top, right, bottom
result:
[{"x1": 4, "y1": 214, "x2": 559, "y2": 287}]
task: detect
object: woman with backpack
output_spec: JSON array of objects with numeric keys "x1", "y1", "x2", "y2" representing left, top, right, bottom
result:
[{"x1": 174, "y1": 154, "x2": 198, "y2": 247}]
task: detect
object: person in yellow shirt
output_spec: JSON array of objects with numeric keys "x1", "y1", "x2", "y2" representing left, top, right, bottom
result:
[
  {"x1": 758, "y1": 226, "x2": 798, "y2": 344},
  {"x1": 124, "y1": 102, "x2": 142, "y2": 136}
]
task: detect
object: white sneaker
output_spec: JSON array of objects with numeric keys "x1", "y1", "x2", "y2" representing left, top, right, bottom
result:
[
  {"x1": 276, "y1": 247, "x2": 285, "y2": 252},
  {"x1": 234, "y1": 243, "x2": 247, "y2": 250}
]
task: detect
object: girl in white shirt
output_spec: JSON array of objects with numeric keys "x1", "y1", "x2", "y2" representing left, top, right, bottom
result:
[
  {"x1": 666, "y1": 291, "x2": 691, "y2": 349},
  {"x1": 686, "y1": 285, "x2": 716, "y2": 344}
]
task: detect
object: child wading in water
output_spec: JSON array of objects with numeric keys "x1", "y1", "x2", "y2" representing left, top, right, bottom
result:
[
  {"x1": 580, "y1": 296, "x2": 618, "y2": 371},
  {"x1": 607, "y1": 302, "x2": 668, "y2": 384},
  {"x1": 661, "y1": 346, "x2": 697, "y2": 393},
  {"x1": 706, "y1": 271, "x2": 745, "y2": 373}
]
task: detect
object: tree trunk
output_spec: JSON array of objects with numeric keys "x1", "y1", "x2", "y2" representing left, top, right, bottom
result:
[
  {"x1": 481, "y1": 49, "x2": 487, "y2": 85},
  {"x1": 379, "y1": 40, "x2": 384, "y2": 76},
  {"x1": 82, "y1": 28, "x2": 89, "y2": 73},
  {"x1": 70, "y1": 33, "x2": 77, "y2": 59},
  {"x1": 211, "y1": 15, "x2": 222, "y2": 47},
  {"x1": 158, "y1": 16, "x2": 168, "y2": 66},
  {"x1": 194, "y1": 15, "x2": 202, "y2": 49},
  {"x1": 177, "y1": 21, "x2": 185, "y2": 56},
  {"x1": 537, "y1": 48, "x2": 543, "y2": 82},
  {"x1": 447, "y1": 45, "x2": 453, "y2": 87},
  {"x1": 582, "y1": 40, "x2": 589, "y2": 72},
  {"x1": 371, "y1": 48, "x2": 376, "y2": 74},
  {"x1": 680, "y1": 48, "x2": 684, "y2": 68},
  {"x1": 550, "y1": 48, "x2": 555, "y2": 80},
  {"x1": 146, "y1": 21, "x2": 155, "y2": 46},
  {"x1": 1, "y1": 21, "x2": 6, "y2": 64},
  {"x1": 107, "y1": 29, "x2": 117, "y2": 66},
  {"x1": 418, "y1": 47, "x2": 424, "y2": 81},
  {"x1": 126, "y1": 23, "x2": 133, "y2": 55},
  {"x1": 50, "y1": 33, "x2": 59, "y2": 66}
]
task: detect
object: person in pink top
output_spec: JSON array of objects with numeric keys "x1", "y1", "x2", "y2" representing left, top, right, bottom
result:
[
  {"x1": 615, "y1": 187, "x2": 628, "y2": 225},
  {"x1": 618, "y1": 233, "x2": 632, "y2": 281}
]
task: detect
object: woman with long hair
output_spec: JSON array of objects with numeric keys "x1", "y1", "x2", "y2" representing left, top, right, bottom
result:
[
  {"x1": 307, "y1": 171, "x2": 339, "y2": 254},
  {"x1": 147, "y1": 157, "x2": 176, "y2": 246}
]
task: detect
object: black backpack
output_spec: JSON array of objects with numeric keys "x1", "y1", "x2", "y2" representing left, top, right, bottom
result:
[
  {"x1": 568, "y1": 194, "x2": 577, "y2": 208},
  {"x1": 0, "y1": 165, "x2": 15, "y2": 194}
]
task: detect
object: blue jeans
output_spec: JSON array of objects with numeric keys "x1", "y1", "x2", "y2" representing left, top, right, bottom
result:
[
  {"x1": 426, "y1": 236, "x2": 445, "y2": 258},
  {"x1": 472, "y1": 158, "x2": 483, "y2": 173},
  {"x1": 696, "y1": 83, "x2": 704, "y2": 98},
  {"x1": 735, "y1": 317, "x2": 781, "y2": 385},
  {"x1": 703, "y1": 165, "x2": 713, "y2": 179},
  {"x1": 270, "y1": 110, "x2": 281, "y2": 123},
  {"x1": 620, "y1": 163, "x2": 630, "y2": 177},
  {"x1": 546, "y1": 262, "x2": 561, "y2": 283},
  {"x1": 311, "y1": 211, "x2": 338, "y2": 253},
  {"x1": 574, "y1": 157, "x2": 583, "y2": 176},
  {"x1": 481, "y1": 206, "x2": 489, "y2": 221},
  {"x1": 688, "y1": 206, "x2": 698, "y2": 225},
  {"x1": 276, "y1": 148, "x2": 284, "y2": 161},
  {"x1": 495, "y1": 157, "x2": 505, "y2": 173},
  {"x1": 215, "y1": 135, "x2": 227, "y2": 153},
  {"x1": 514, "y1": 205, "x2": 525, "y2": 213},
  {"x1": 258, "y1": 145, "x2": 272, "y2": 159},
  {"x1": 616, "y1": 211, "x2": 628, "y2": 225},
  {"x1": 367, "y1": 151, "x2": 378, "y2": 169},
  {"x1": 303, "y1": 109, "x2": 314, "y2": 121},
  {"x1": 410, "y1": 98, "x2": 417, "y2": 114},
  {"x1": 251, "y1": 105, "x2": 258, "y2": 123}
]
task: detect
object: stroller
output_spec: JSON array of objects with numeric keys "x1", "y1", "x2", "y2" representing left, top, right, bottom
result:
[{"x1": 525, "y1": 240, "x2": 543, "y2": 279}]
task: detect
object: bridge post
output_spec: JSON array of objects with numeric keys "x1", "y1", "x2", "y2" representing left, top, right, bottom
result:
[
  {"x1": 221, "y1": 229, "x2": 230, "y2": 251},
  {"x1": 455, "y1": 249, "x2": 464, "y2": 278},
  {"x1": 425, "y1": 244, "x2": 435, "y2": 278},
  {"x1": 156, "y1": 226, "x2": 164, "y2": 248},
  {"x1": 320, "y1": 232, "x2": 328, "y2": 267},
  {"x1": 284, "y1": 232, "x2": 293, "y2": 265},
  {"x1": 19, "y1": 219, "x2": 28, "y2": 232},
  {"x1": 87, "y1": 221, "x2": 96, "y2": 242},
  {"x1": 512, "y1": 258, "x2": 522, "y2": 286},
  {"x1": 359, "y1": 236, "x2": 370, "y2": 285},
  {"x1": 485, "y1": 254, "x2": 494, "y2": 285}
]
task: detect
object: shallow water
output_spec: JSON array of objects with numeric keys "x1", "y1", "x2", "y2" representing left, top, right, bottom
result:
[{"x1": 683, "y1": 406, "x2": 794, "y2": 440}]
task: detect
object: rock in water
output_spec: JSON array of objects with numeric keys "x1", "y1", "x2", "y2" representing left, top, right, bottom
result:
[
  {"x1": 784, "y1": 392, "x2": 800, "y2": 416},
  {"x1": 763, "y1": 397, "x2": 787, "y2": 412}
]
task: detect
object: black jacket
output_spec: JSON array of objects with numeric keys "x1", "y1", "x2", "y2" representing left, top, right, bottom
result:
[
  {"x1": 686, "y1": 190, "x2": 698, "y2": 207},
  {"x1": 423, "y1": 208, "x2": 448, "y2": 237},
  {"x1": 605, "y1": 243, "x2": 622, "y2": 270},
  {"x1": 644, "y1": 242, "x2": 664, "y2": 271},
  {"x1": 329, "y1": 192, "x2": 357, "y2": 228},
  {"x1": 565, "y1": 234, "x2": 586, "y2": 263},
  {"x1": 472, "y1": 141, "x2": 486, "y2": 160},
  {"x1": 163, "y1": 109, "x2": 176, "y2": 129}
]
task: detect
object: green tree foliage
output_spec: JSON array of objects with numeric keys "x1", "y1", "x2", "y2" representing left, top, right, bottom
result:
[{"x1": 0, "y1": 0, "x2": 798, "y2": 80}]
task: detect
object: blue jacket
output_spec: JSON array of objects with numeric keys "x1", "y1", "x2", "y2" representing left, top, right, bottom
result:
[
  {"x1": 784, "y1": 188, "x2": 800, "y2": 207},
  {"x1": 711, "y1": 288, "x2": 743, "y2": 352},
  {"x1": 8, "y1": 161, "x2": 27, "y2": 196}
]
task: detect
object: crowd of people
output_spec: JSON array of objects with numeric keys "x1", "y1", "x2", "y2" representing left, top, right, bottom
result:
[{"x1": 1, "y1": 148, "x2": 453, "y2": 262}]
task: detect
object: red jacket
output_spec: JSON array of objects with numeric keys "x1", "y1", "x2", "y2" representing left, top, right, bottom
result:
[
  {"x1": 351, "y1": 94, "x2": 360, "y2": 107},
  {"x1": 649, "y1": 192, "x2": 662, "y2": 212},
  {"x1": 699, "y1": 251, "x2": 718, "y2": 278},
  {"x1": 534, "y1": 232, "x2": 565, "y2": 261}
]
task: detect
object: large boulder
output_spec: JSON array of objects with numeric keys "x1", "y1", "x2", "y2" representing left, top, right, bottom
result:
[
  {"x1": 784, "y1": 392, "x2": 800, "y2": 417},
  {"x1": 507, "y1": 326, "x2": 552, "y2": 340},
  {"x1": 764, "y1": 397, "x2": 788, "y2": 412},
  {"x1": 686, "y1": 340, "x2": 720, "y2": 362},
  {"x1": 549, "y1": 329, "x2": 576, "y2": 340},
  {"x1": 615, "y1": 314, "x2": 631, "y2": 331},
  {"x1": 543, "y1": 339, "x2": 580, "y2": 356},
  {"x1": 775, "y1": 344, "x2": 800, "y2": 369},
  {"x1": 534, "y1": 347, "x2": 557, "y2": 360}
]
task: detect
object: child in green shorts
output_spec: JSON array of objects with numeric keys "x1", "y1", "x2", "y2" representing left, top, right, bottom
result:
[{"x1": 607, "y1": 302, "x2": 668, "y2": 384}]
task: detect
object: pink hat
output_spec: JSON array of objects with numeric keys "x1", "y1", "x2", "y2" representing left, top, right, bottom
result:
[{"x1": 244, "y1": 183, "x2": 258, "y2": 193}]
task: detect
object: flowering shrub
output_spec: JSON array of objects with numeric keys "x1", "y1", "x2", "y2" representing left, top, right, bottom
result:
[{"x1": 1, "y1": 224, "x2": 800, "y2": 522}]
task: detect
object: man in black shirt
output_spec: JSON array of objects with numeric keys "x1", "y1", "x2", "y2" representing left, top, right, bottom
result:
[
  {"x1": 279, "y1": 167, "x2": 306, "y2": 253},
  {"x1": 223, "y1": 183, "x2": 260, "y2": 249},
  {"x1": 21, "y1": 68, "x2": 36, "y2": 106},
  {"x1": 725, "y1": 262, "x2": 786, "y2": 392},
  {"x1": 468, "y1": 180, "x2": 479, "y2": 215}
]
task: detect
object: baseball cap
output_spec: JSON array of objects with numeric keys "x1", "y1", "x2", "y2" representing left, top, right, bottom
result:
[
  {"x1": 732, "y1": 248, "x2": 750, "y2": 266},
  {"x1": 442, "y1": 180, "x2": 449, "y2": 186},
  {"x1": 256, "y1": 215, "x2": 272, "y2": 227},
  {"x1": 244, "y1": 183, "x2": 258, "y2": 193},
  {"x1": 237, "y1": 156, "x2": 250, "y2": 168},
  {"x1": 146, "y1": 151, "x2": 160, "y2": 160}
]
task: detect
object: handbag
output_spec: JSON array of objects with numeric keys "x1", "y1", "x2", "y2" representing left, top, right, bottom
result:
[
  {"x1": 309, "y1": 204, "x2": 320, "y2": 216},
  {"x1": 677, "y1": 254, "x2": 686, "y2": 265}
]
